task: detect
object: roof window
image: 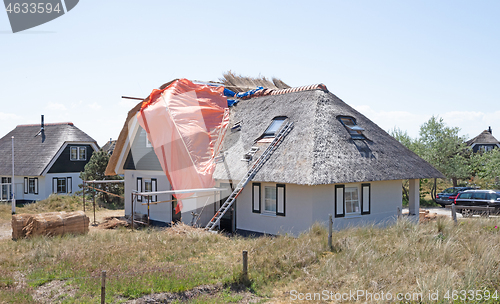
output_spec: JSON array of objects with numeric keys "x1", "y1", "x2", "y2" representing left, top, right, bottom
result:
[
  {"x1": 338, "y1": 116, "x2": 365, "y2": 140},
  {"x1": 262, "y1": 116, "x2": 287, "y2": 138}
]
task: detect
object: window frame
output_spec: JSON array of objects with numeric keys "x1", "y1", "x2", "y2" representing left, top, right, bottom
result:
[
  {"x1": 262, "y1": 116, "x2": 287, "y2": 138},
  {"x1": 137, "y1": 177, "x2": 143, "y2": 202},
  {"x1": 338, "y1": 116, "x2": 366, "y2": 140},
  {"x1": 345, "y1": 187, "x2": 361, "y2": 215},
  {"x1": 53, "y1": 177, "x2": 67, "y2": 194},
  {"x1": 264, "y1": 186, "x2": 277, "y2": 214},
  {"x1": 70, "y1": 146, "x2": 87, "y2": 161}
]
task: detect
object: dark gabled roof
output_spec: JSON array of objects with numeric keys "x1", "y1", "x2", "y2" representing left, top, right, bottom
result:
[
  {"x1": 466, "y1": 129, "x2": 500, "y2": 146},
  {"x1": 0, "y1": 122, "x2": 97, "y2": 176},
  {"x1": 102, "y1": 140, "x2": 117, "y2": 155},
  {"x1": 213, "y1": 88, "x2": 444, "y2": 185}
]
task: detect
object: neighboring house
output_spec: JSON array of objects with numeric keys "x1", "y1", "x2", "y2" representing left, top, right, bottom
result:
[
  {"x1": 0, "y1": 120, "x2": 98, "y2": 203},
  {"x1": 106, "y1": 79, "x2": 443, "y2": 235},
  {"x1": 102, "y1": 139, "x2": 117, "y2": 155},
  {"x1": 467, "y1": 127, "x2": 500, "y2": 153}
]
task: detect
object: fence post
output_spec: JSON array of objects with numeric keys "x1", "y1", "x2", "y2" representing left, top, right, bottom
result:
[
  {"x1": 328, "y1": 214, "x2": 332, "y2": 250},
  {"x1": 101, "y1": 270, "x2": 106, "y2": 304},
  {"x1": 397, "y1": 207, "x2": 402, "y2": 219},
  {"x1": 451, "y1": 204, "x2": 457, "y2": 225},
  {"x1": 242, "y1": 250, "x2": 248, "y2": 281}
]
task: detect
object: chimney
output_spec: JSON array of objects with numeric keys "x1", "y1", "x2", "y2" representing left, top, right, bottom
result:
[
  {"x1": 489, "y1": 126, "x2": 492, "y2": 134},
  {"x1": 41, "y1": 115, "x2": 44, "y2": 131}
]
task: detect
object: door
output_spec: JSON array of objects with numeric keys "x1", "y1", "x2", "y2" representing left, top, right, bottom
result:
[{"x1": 218, "y1": 183, "x2": 235, "y2": 233}]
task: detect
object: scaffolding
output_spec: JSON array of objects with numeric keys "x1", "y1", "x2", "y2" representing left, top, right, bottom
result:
[
  {"x1": 82, "y1": 180, "x2": 125, "y2": 225},
  {"x1": 130, "y1": 187, "x2": 226, "y2": 230}
]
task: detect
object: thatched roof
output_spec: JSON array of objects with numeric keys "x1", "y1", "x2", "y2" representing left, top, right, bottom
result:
[
  {"x1": 213, "y1": 88, "x2": 444, "y2": 185},
  {"x1": 467, "y1": 129, "x2": 500, "y2": 146},
  {"x1": 107, "y1": 76, "x2": 444, "y2": 185},
  {"x1": 219, "y1": 71, "x2": 290, "y2": 92},
  {"x1": 0, "y1": 123, "x2": 97, "y2": 176}
]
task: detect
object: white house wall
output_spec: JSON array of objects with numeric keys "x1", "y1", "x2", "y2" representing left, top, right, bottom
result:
[{"x1": 236, "y1": 180, "x2": 403, "y2": 235}]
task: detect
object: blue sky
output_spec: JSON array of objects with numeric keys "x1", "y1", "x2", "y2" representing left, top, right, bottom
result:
[{"x1": 1, "y1": 0, "x2": 499, "y2": 146}]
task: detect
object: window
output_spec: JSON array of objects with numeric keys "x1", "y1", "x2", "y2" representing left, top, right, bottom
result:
[
  {"x1": 25, "y1": 177, "x2": 38, "y2": 195},
  {"x1": 264, "y1": 186, "x2": 276, "y2": 213},
  {"x1": 70, "y1": 146, "x2": 87, "y2": 161},
  {"x1": 262, "y1": 117, "x2": 286, "y2": 138},
  {"x1": 338, "y1": 116, "x2": 365, "y2": 140},
  {"x1": 345, "y1": 187, "x2": 360, "y2": 214},
  {"x1": 53, "y1": 177, "x2": 67, "y2": 194},
  {"x1": 1, "y1": 177, "x2": 11, "y2": 200}
]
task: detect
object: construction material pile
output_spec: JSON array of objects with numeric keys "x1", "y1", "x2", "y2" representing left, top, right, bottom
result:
[{"x1": 12, "y1": 211, "x2": 89, "y2": 239}]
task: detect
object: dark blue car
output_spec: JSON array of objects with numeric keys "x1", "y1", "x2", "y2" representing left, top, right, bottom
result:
[{"x1": 435, "y1": 187, "x2": 476, "y2": 207}]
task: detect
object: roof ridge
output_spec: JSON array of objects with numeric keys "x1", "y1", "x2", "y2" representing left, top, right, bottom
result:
[
  {"x1": 17, "y1": 122, "x2": 74, "y2": 127},
  {"x1": 240, "y1": 83, "x2": 328, "y2": 100}
]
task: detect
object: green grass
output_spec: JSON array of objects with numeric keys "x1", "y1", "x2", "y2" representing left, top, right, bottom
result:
[{"x1": 2, "y1": 200, "x2": 500, "y2": 302}]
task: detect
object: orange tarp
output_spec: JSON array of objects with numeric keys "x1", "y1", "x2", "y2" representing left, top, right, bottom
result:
[{"x1": 137, "y1": 79, "x2": 229, "y2": 213}]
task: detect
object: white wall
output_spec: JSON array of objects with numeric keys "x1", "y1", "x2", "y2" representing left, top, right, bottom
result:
[{"x1": 235, "y1": 180, "x2": 403, "y2": 235}]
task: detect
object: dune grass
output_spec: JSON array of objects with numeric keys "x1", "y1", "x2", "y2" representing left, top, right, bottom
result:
[{"x1": 1, "y1": 201, "x2": 500, "y2": 303}]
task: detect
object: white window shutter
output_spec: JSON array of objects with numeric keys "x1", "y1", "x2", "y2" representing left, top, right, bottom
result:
[
  {"x1": 151, "y1": 178, "x2": 157, "y2": 202},
  {"x1": 34, "y1": 178, "x2": 38, "y2": 195},
  {"x1": 67, "y1": 177, "x2": 72, "y2": 193},
  {"x1": 335, "y1": 185, "x2": 345, "y2": 218},
  {"x1": 252, "y1": 183, "x2": 261, "y2": 213},
  {"x1": 276, "y1": 184, "x2": 285, "y2": 216},
  {"x1": 53, "y1": 178, "x2": 58, "y2": 194},
  {"x1": 24, "y1": 178, "x2": 28, "y2": 194},
  {"x1": 137, "y1": 177, "x2": 142, "y2": 202},
  {"x1": 362, "y1": 184, "x2": 370, "y2": 215}
]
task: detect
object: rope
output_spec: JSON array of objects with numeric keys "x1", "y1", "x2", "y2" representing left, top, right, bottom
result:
[{"x1": 85, "y1": 185, "x2": 124, "y2": 199}]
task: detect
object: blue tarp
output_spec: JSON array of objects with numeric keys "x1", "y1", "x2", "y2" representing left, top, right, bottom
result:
[{"x1": 224, "y1": 86, "x2": 264, "y2": 107}]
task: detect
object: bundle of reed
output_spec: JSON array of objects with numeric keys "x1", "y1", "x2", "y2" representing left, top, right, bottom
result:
[
  {"x1": 21, "y1": 211, "x2": 89, "y2": 238},
  {"x1": 11, "y1": 214, "x2": 35, "y2": 240}
]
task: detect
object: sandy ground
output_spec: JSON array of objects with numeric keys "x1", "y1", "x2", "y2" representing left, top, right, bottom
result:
[{"x1": 0, "y1": 209, "x2": 125, "y2": 240}]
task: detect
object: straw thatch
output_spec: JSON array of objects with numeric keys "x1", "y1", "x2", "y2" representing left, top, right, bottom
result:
[
  {"x1": 12, "y1": 211, "x2": 89, "y2": 239},
  {"x1": 220, "y1": 71, "x2": 290, "y2": 92},
  {"x1": 11, "y1": 214, "x2": 34, "y2": 239},
  {"x1": 467, "y1": 129, "x2": 500, "y2": 146},
  {"x1": 213, "y1": 89, "x2": 444, "y2": 185}
]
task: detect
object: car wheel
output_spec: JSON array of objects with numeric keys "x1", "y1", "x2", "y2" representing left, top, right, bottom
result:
[
  {"x1": 462, "y1": 209, "x2": 472, "y2": 218},
  {"x1": 439, "y1": 204, "x2": 445, "y2": 208}
]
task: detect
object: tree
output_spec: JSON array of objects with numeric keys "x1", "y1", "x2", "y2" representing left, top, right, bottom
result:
[
  {"x1": 79, "y1": 150, "x2": 123, "y2": 206},
  {"x1": 391, "y1": 117, "x2": 471, "y2": 201},
  {"x1": 470, "y1": 148, "x2": 500, "y2": 188}
]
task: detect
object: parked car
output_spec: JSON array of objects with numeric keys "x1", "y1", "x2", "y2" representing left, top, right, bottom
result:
[
  {"x1": 436, "y1": 187, "x2": 476, "y2": 207},
  {"x1": 454, "y1": 189, "x2": 500, "y2": 217}
]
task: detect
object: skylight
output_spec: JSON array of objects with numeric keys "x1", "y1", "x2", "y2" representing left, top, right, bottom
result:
[
  {"x1": 339, "y1": 116, "x2": 365, "y2": 140},
  {"x1": 263, "y1": 117, "x2": 287, "y2": 138}
]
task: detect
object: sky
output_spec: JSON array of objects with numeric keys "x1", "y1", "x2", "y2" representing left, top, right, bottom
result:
[{"x1": 1, "y1": 0, "x2": 499, "y2": 147}]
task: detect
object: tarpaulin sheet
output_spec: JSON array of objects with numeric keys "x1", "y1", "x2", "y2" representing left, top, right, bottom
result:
[{"x1": 137, "y1": 79, "x2": 229, "y2": 213}]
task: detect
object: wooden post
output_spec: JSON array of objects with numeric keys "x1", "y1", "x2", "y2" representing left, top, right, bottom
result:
[
  {"x1": 93, "y1": 184, "x2": 96, "y2": 225},
  {"x1": 397, "y1": 207, "x2": 402, "y2": 219},
  {"x1": 83, "y1": 181, "x2": 86, "y2": 212},
  {"x1": 147, "y1": 195, "x2": 150, "y2": 226},
  {"x1": 451, "y1": 204, "x2": 457, "y2": 224},
  {"x1": 101, "y1": 270, "x2": 106, "y2": 304},
  {"x1": 328, "y1": 214, "x2": 332, "y2": 250},
  {"x1": 242, "y1": 250, "x2": 248, "y2": 281},
  {"x1": 131, "y1": 193, "x2": 134, "y2": 231}
]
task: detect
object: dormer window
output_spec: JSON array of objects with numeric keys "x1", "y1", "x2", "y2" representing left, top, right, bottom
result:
[
  {"x1": 70, "y1": 146, "x2": 87, "y2": 161},
  {"x1": 338, "y1": 116, "x2": 365, "y2": 140},
  {"x1": 263, "y1": 116, "x2": 287, "y2": 138}
]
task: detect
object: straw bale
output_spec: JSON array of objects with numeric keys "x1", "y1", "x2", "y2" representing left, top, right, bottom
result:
[
  {"x1": 22, "y1": 211, "x2": 89, "y2": 238},
  {"x1": 12, "y1": 214, "x2": 34, "y2": 240}
]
